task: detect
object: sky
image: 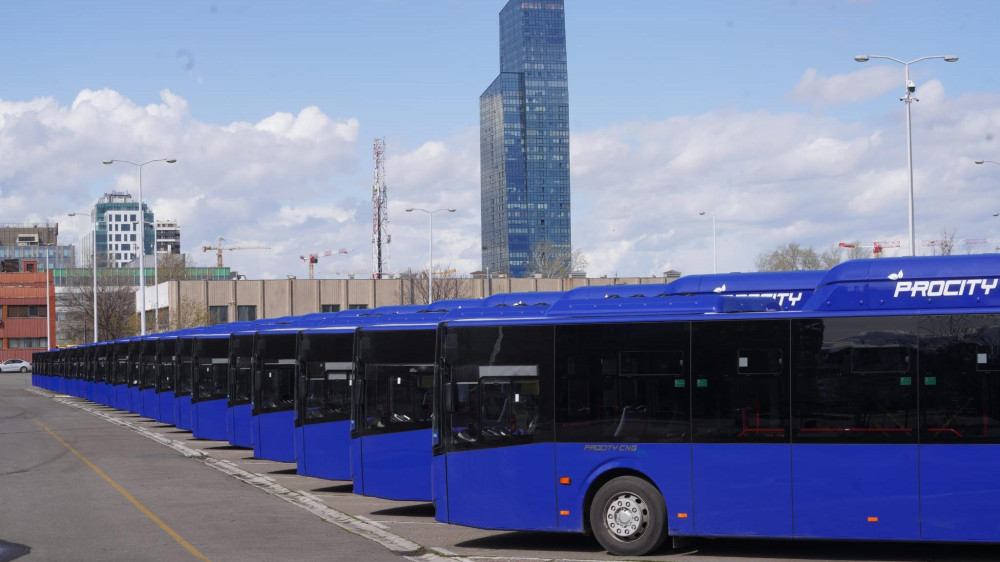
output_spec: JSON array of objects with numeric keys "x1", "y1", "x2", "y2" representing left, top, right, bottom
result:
[{"x1": 2, "y1": 0, "x2": 1000, "y2": 280}]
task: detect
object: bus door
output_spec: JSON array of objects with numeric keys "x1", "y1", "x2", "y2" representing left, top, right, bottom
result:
[
  {"x1": 440, "y1": 324, "x2": 557, "y2": 531},
  {"x1": 691, "y1": 320, "x2": 793, "y2": 537},
  {"x1": 917, "y1": 314, "x2": 1000, "y2": 541},
  {"x1": 790, "y1": 317, "x2": 919, "y2": 540},
  {"x1": 553, "y1": 323, "x2": 694, "y2": 535}
]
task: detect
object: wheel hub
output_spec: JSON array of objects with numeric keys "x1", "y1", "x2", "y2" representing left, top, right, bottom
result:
[{"x1": 604, "y1": 492, "x2": 647, "y2": 540}]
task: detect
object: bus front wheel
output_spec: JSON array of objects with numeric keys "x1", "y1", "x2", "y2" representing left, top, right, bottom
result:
[{"x1": 589, "y1": 476, "x2": 667, "y2": 556}]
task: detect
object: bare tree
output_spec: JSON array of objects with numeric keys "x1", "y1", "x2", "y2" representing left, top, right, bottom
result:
[
  {"x1": 929, "y1": 226, "x2": 958, "y2": 256},
  {"x1": 838, "y1": 241, "x2": 873, "y2": 261},
  {"x1": 157, "y1": 253, "x2": 196, "y2": 281},
  {"x1": 60, "y1": 268, "x2": 140, "y2": 344},
  {"x1": 755, "y1": 243, "x2": 839, "y2": 272},
  {"x1": 170, "y1": 296, "x2": 210, "y2": 331},
  {"x1": 526, "y1": 239, "x2": 588, "y2": 278},
  {"x1": 396, "y1": 267, "x2": 473, "y2": 305}
]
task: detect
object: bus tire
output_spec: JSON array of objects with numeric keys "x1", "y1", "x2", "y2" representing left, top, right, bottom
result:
[{"x1": 589, "y1": 475, "x2": 667, "y2": 556}]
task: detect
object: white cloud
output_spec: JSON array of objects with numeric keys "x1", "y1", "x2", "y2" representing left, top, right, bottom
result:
[
  {"x1": 5, "y1": 86, "x2": 1000, "y2": 282},
  {"x1": 569, "y1": 87, "x2": 1000, "y2": 277},
  {"x1": 791, "y1": 66, "x2": 899, "y2": 105}
]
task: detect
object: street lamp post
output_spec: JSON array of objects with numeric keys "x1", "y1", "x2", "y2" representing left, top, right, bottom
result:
[
  {"x1": 405, "y1": 207, "x2": 456, "y2": 304},
  {"x1": 854, "y1": 54, "x2": 958, "y2": 256},
  {"x1": 44, "y1": 245, "x2": 52, "y2": 350},
  {"x1": 68, "y1": 211, "x2": 99, "y2": 342},
  {"x1": 975, "y1": 160, "x2": 1000, "y2": 166},
  {"x1": 102, "y1": 158, "x2": 176, "y2": 335},
  {"x1": 698, "y1": 211, "x2": 717, "y2": 274},
  {"x1": 134, "y1": 220, "x2": 160, "y2": 332}
]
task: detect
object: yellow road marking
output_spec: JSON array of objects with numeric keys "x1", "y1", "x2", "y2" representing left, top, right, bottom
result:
[{"x1": 32, "y1": 419, "x2": 210, "y2": 561}]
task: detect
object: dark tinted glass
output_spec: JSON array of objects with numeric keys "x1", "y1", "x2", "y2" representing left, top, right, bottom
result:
[
  {"x1": 441, "y1": 324, "x2": 554, "y2": 451},
  {"x1": 792, "y1": 316, "x2": 918, "y2": 443},
  {"x1": 229, "y1": 335, "x2": 254, "y2": 406},
  {"x1": 692, "y1": 320, "x2": 789, "y2": 442},
  {"x1": 353, "y1": 329, "x2": 436, "y2": 437},
  {"x1": 258, "y1": 365, "x2": 296, "y2": 413},
  {"x1": 158, "y1": 360, "x2": 175, "y2": 392},
  {"x1": 920, "y1": 314, "x2": 1000, "y2": 443},
  {"x1": 555, "y1": 322, "x2": 690, "y2": 443},
  {"x1": 296, "y1": 332, "x2": 355, "y2": 426}
]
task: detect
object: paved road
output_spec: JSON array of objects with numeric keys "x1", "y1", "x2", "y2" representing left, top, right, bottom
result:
[
  {"x1": 3, "y1": 373, "x2": 998, "y2": 562},
  {"x1": 0, "y1": 374, "x2": 402, "y2": 562}
]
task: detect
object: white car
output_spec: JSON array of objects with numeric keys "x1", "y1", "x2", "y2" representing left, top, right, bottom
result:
[{"x1": 0, "y1": 359, "x2": 32, "y2": 373}]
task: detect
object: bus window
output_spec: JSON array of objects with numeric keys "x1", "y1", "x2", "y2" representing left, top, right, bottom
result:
[
  {"x1": 556, "y1": 322, "x2": 690, "y2": 444},
  {"x1": 693, "y1": 320, "x2": 789, "y2": 442},
  {"x1": 792, "y1": 317, "x2": 918, "y2": 443},
  {"x1": 919, "y1": 314, "x2": 1000, "y2": 443},
  {"x1": 444, "y1": 325, "x2": 554, "y2": 451}
]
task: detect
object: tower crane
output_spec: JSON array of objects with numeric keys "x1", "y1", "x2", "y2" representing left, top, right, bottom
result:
[
  {"x1": 299, "y1": 248, "x2": 349, "y2": 279},
  {"x1": 202, "y1": 237, "x2": 271, "y2": 268}
]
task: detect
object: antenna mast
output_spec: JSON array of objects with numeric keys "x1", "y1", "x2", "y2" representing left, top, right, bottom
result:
[{"x1": 372, "y1": 138, "x2": 389, "y2": 278}]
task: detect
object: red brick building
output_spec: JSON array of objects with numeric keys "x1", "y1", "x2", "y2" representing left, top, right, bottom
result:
[{"x1": 0, "y1": 271, "x2": 55, "y2": 362}]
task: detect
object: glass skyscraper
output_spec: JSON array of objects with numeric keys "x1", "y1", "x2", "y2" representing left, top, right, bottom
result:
[{"x1": 481, "y1": 0, "x2": 570, "y2": 278}]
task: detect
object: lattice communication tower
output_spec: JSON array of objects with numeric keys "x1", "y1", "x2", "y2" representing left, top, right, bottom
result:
[{"x1": 372, "y1": 138, "x2": 390, "y2": 278}]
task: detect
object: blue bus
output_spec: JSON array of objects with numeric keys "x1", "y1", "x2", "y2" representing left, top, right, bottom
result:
[
  {"x1": 191, "y1": 329, "x2": 234, "y2": 440},
  {"x1": 93, "y1": 342, "x2": 112, "y2": 407},
  {"x1": 173, "y1": 332, "x2": 198, "y2": 431},
  {"x1": 138, "y1": 337, "x2": 158, "y2": 419},
  {"x1": 432, "y1": 256, "x2": 1000, "y2": 556},
  {"x1": 350, "y1": 301, "x2": 486, "y2": 501},
  {"x1": 251, "y1": 324, "x2": 315, "y2": 462},
  {"x1": 227, "y1": 328, "x2": 257, "y2": 448},
  {"x1": 294, "y1": 310, "x2": 389, "y2": 480},
  {"x1": 153, "y1": 335, "x2": 177, "y2": 425},
  {"x1": 109, "y1": 339, "x2": 132, "y2": 410}
]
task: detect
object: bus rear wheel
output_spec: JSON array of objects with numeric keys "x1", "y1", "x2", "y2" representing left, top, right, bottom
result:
[{"x1": 589, "y1": 476, "x2": 667, "y2": 556}]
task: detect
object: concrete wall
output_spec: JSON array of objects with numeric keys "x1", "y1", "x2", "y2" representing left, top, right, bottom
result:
[{"x1": 162, "y1": 276, "x2": 670, "y2": 329}]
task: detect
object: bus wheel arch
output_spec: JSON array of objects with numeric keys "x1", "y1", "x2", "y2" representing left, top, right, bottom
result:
[{"x1": 585, "y1": 471, "x2": 668, "y2": 556}]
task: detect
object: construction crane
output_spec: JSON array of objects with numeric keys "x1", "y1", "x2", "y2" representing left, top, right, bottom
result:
[
  {"x1": 839, "y1": 240, "x2": 901, "y2": 258},
  {"x1": 201, "y1": 237, "x2": 271, "y2": 268},
  {"x1": 300, "y1": 248, "x2": 349, "y2": 279}
]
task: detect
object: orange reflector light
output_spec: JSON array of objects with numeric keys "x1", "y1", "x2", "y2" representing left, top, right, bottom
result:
[
  {"x1": 677, "y1": 513, "x2": 688, "y2": 519},
  {"x1": 559, "y1": 510, "x2": 570, "y2": 516},
  {"x1": 559, "y1": 477, "x2": 571, "y2": 485},
  {"x1": 868, "y1": 516, "x2": 879, "y2": 523}
]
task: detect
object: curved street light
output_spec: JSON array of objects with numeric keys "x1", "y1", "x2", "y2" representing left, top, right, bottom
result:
[
  {"x1": 405, "y1": 207, "x2": 456, "y2": 304},
  {"x1": 102, "y1": 158, "x2": 177, "y2": 335},
  {"x1": 854, "y1": 54, "x2": 958, "y2": 256},
  {"x1": 68, "y1": 211, "x2": 99, "y2": 342},
  {"x1": 975, "y1": 160, "x2": 1000, "y2": 166}
]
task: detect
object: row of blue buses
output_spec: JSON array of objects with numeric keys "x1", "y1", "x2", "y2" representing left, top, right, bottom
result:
[{"x1": 34, "y1": 256, "x2": 999, "y2": 555}]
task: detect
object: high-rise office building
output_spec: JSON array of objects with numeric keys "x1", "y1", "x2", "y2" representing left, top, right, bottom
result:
[
  {"x1": 83, "y1": 191, "x2": 154, "y2": 268},
  {"x1": 481, "y1": 0, "x2": 570, "y2": 278}
]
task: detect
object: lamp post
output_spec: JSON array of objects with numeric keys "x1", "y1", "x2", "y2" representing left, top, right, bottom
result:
[
  {"x1": 854, "y1": 54, "x2": 958, "y2": 256},
  {"x1": 43, "y1": 244, "x2": 52, "y2": 350},
  {"x1": 68, "y1": 211, "x2": 98, "y2": 342},
  {"x1": 975, "y1": 160, "x2": 1000, "y2": 166},
  {"x1": 102, "y1": 158, "x2": 176, "y2": 335},
  {"x1": 405, "y1": 207, "x2": 456, "y2": 304},
  {"x1": 134, "y1": 220, "x2": 160, "y2": 332},
  {"x1": 698, "y1": 211, "x2": 717, "y2": 274}
]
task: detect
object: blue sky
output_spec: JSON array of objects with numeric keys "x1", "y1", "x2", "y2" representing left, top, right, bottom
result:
[{"x1": 2, "y1": 1, "x2": 1000, "y2": 279}]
